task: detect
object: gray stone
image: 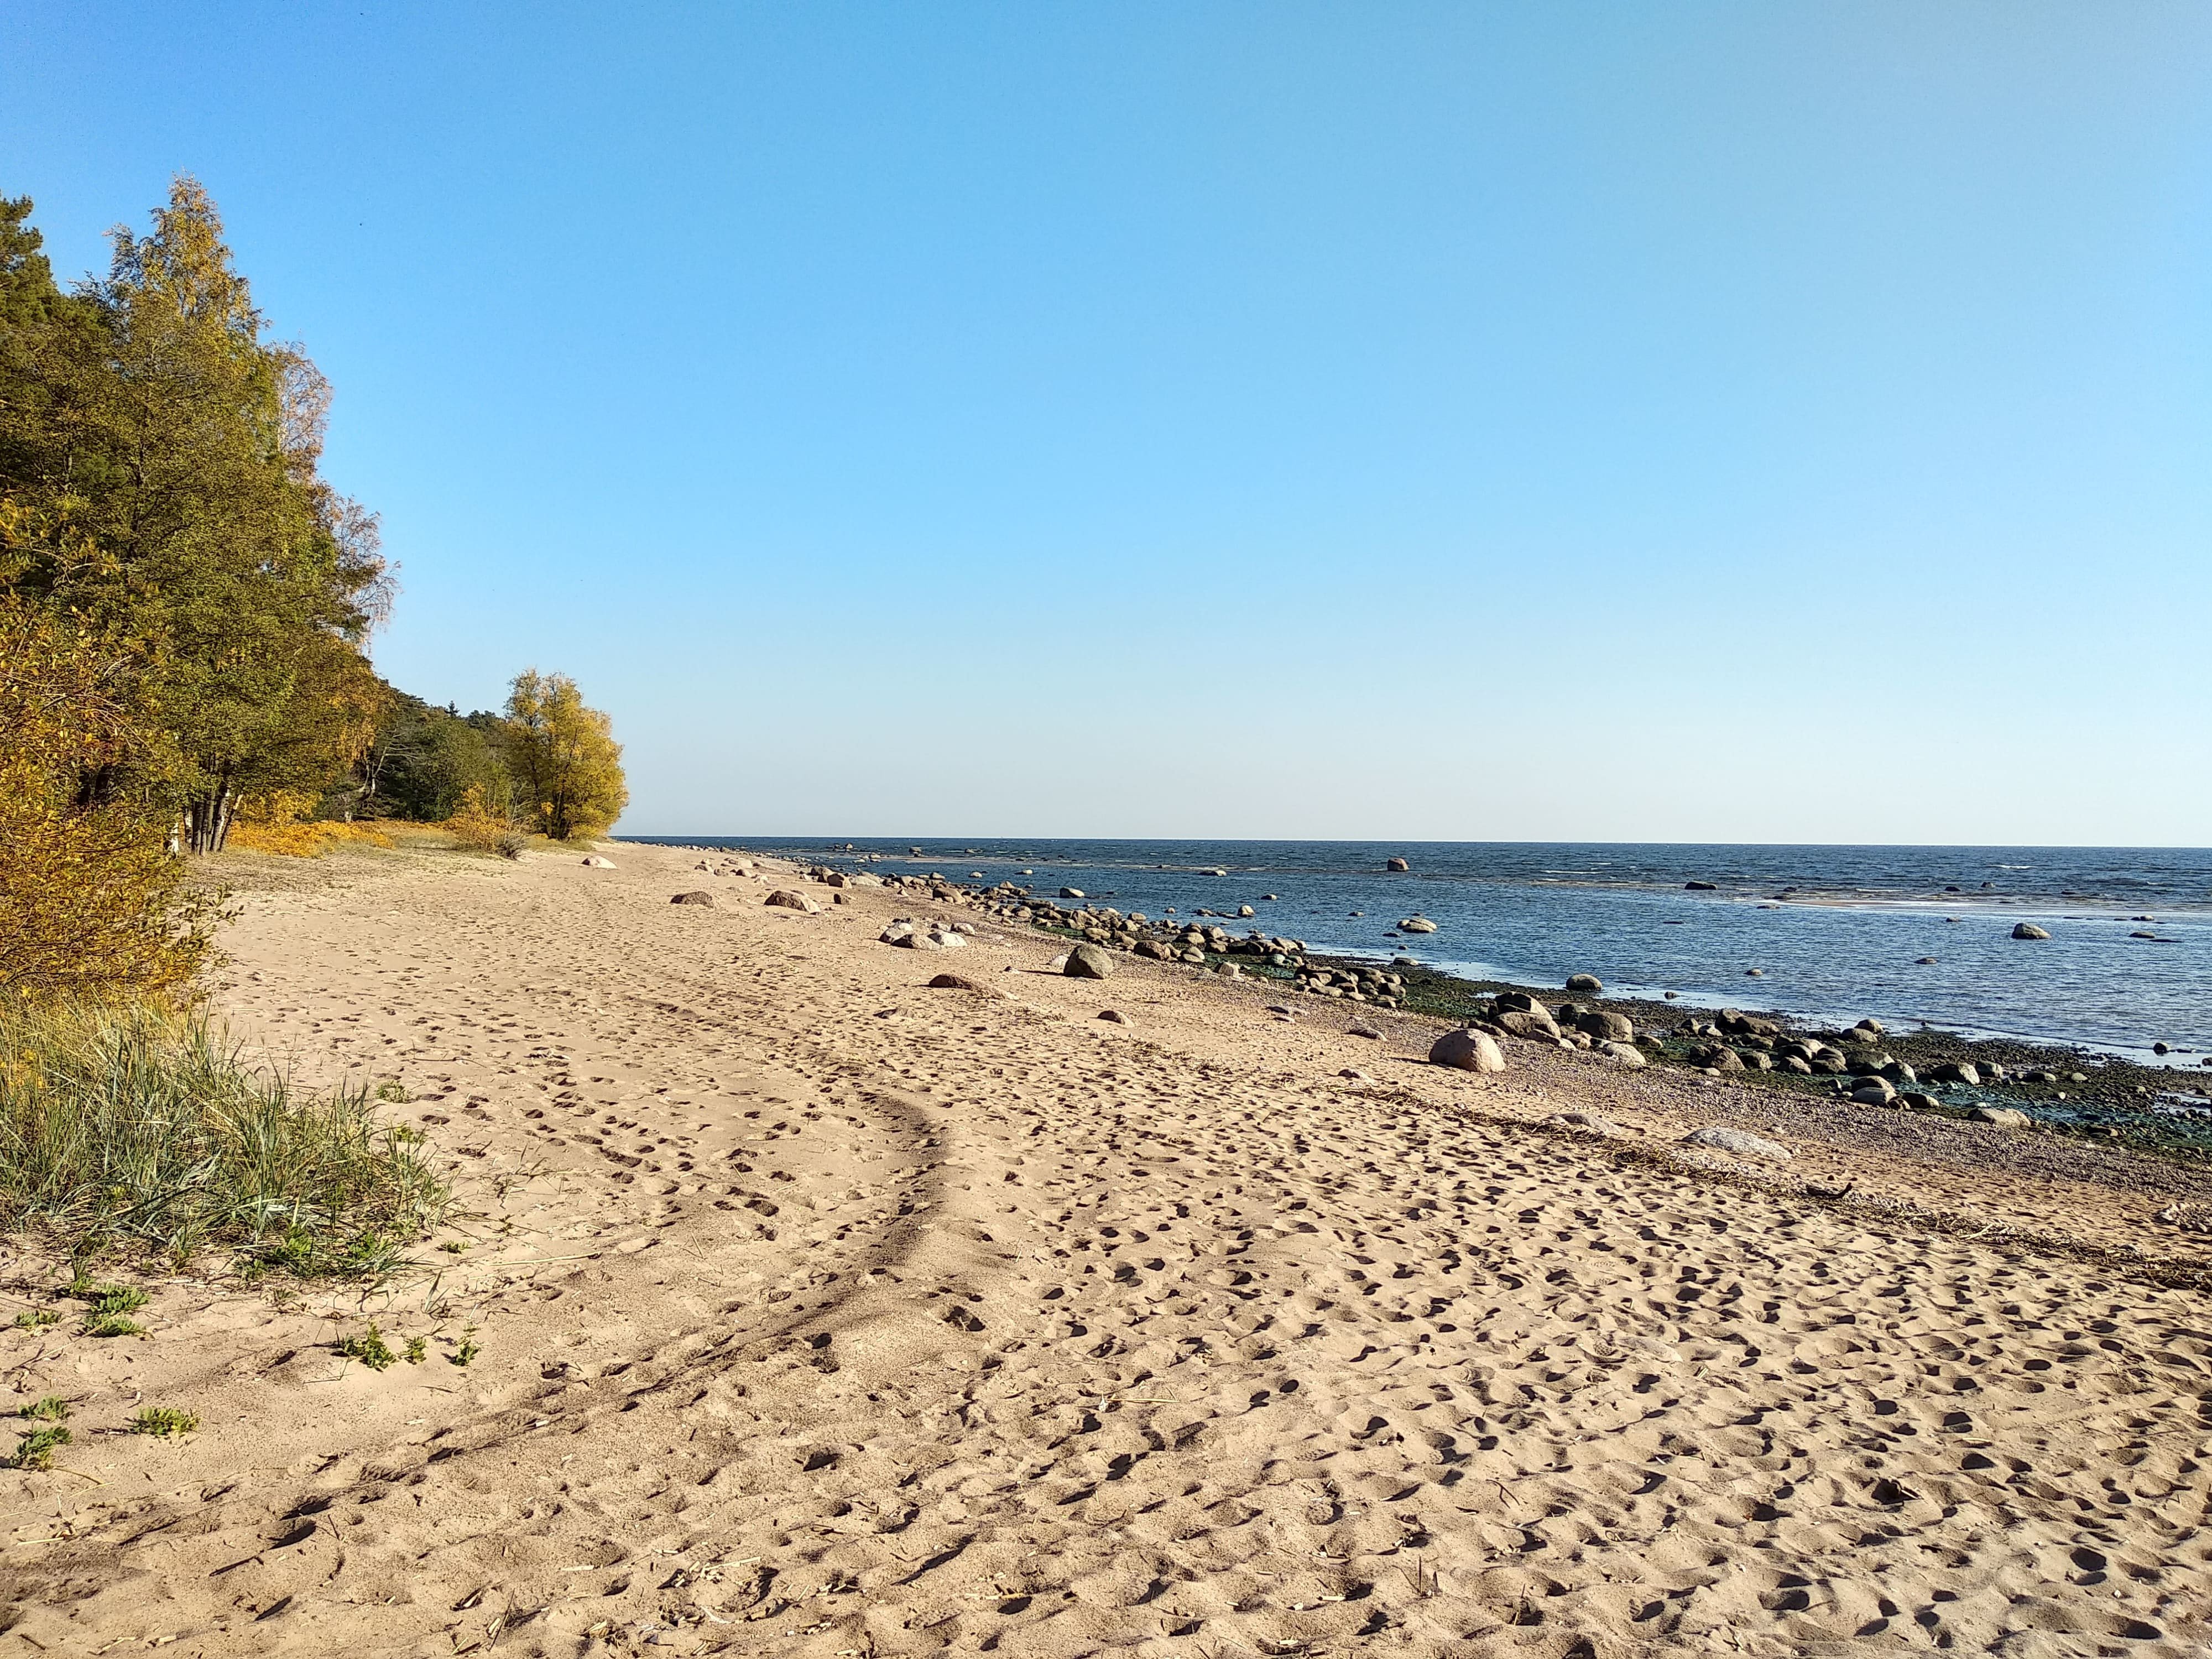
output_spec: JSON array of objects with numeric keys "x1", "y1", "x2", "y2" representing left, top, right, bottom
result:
[
  {"x1": 1494, "y1": 1009, "x2": 1561, "y2": 1041},
  {"x1": 1547, "y1": 1109, "x2": 1625, "y2": 1135},
  {"x1": 1098, "y1": 1009, "x2": 1130, "y2": 1024},
  {"x1": 1429, "y1": 1029, "x2": 1506, "y2": 1073},
  {"x1": 1386, "y1": 857, "x2": 1411, "y2": 872},
  {"x1": 1683, "y1": 1126, "x2": 1791, "y2": 1162},
  {"x1": 1970, "y1": 1105, "x2": 2033, "y2": 1130},
  {"x1": 2012, "y1": 922, "x2": 2051, "y2": 941},
  {"x1": 1597, "y1": 1040, "x2": 1646, "y2": 1067},
  {"x1": 1566, "y1": 973, "x2": 1603, "y2": 993},
  {"x1": 1397, "y1": 916, "x2": 1438, "y2": 934},
  {"x1": 1059, "y1": 886, "x2": 1086, "y2": 899},
  {"x1": 763, "y1": 890, "x2": 815, "y2": 911},
  {"x1": 926, "y1": 973, "x2": 998, "y2": 995},
  {"x1": 672, "y1": 891, "x2": 716, "y2": 906},
  {"x1": 1064, "y1": 943, "x2": 1115, "y2": 980},
  {"x1": 1927, "y1": 1061, "x2": 1980, "y2": 1086},
  {"x1": 1348, "y1": 1024, "x2": 1383, "y2": 1040},
  {"x1": 1577, "y1": 1010, "x2": 1635, "y2": 1043}
]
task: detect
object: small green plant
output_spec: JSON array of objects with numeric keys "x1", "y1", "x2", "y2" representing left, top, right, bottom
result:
[
  {"x1": 440, "y1": 1239, "x2": 467, "y2": 1254},
  {"x1": 403, "y1": 1335, "x2": 427, "y2": 1365},
  {"x1": 11, "y1": 1309, "x2": 58, "y2": 1330},
  {"x1": 3, "y1": 1426, "x2": 71, "y2": 1470},
  {"x1": 337, "y1": 1323, "x2": 397, "y2": 1371},
  {"x1": 18, "y1": 1397, "x2": 69, "y2": 1423},
  {"x1": 82, "y1": 1312, "x2": 145, "y2": 1338},
  {"x1": 87, "y1": 1286, "x2": 149, "y2": 1317},
  {"x1": 447, "y1": 1324, "x2": 481, "y2": 1368},
  {"x1": 127, "y1": 1406, "x2": 199, "y2": 1438},
  {"x1": 374, "y1": 1081, "x2": 410, "y2": 1104}
]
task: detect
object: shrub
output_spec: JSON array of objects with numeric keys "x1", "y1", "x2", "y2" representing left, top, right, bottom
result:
[
  {"x1": 443, "y1": 784, "x2": 526, "y2": 858},
  {"x1": 0, "y1": 1001, "x2": 447, "y2": 1276},
  {"x1": 223, "y1": 791, "x2": 397, "y2": 858},
  {"x1": 0, "y1": 590, "x2": 220, "y2": 1001}
]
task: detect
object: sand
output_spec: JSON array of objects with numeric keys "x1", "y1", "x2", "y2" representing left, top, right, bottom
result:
[{"x1": 3, "y1": 839, "x2": 2208, "y2": 1657}]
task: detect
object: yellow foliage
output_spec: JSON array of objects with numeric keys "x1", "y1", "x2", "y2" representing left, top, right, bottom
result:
[
  {"x1": 223, "y1": 820, "x2": 394, "y2": 858},
  {"x1": 0, "y1": 596, "x2": 217, "y2": 1002},
  {"x1": 442, "y1": 785, "x2": 521, "y2": 857}
]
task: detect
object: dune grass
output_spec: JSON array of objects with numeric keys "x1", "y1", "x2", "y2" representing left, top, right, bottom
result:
[{"x1": 0, "y1": 1001, "x2": 446, "y2": 1279}]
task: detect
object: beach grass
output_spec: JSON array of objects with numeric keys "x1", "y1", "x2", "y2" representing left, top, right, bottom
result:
[{"x1": 0, "y1": 1001, "x2": 447, "y2": 1279}]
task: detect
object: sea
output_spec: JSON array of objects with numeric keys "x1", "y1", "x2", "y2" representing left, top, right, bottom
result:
[{"x1": 623, "y1": 838, "x2": 2212, "y2": 1066}]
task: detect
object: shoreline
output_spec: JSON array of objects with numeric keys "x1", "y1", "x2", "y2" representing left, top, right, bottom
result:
[{"x1": 5, "y1": 837, "x2": 2209, "y2": 1656}]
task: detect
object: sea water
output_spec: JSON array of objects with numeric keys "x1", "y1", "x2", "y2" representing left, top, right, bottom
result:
[{"x1": 625, "y1": 838, "x2": 2212, "y2": 1062}]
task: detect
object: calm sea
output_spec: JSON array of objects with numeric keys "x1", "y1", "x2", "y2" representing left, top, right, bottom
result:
[{"x1": 624, "y1": 838, "x2": 2212, "y2": 1063}]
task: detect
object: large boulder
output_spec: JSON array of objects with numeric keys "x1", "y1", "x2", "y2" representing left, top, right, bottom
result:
[
  {"x1": 1927, "y1": 1061, "x2": 1981, "y2": 1086},
  {"x1": 1063, "y1": 943, "x2": 1115, "y2": 980},
  {"x1": 1565, "y1": 973, "x2": 1603, "y2": 993},
  {"x1": 671, "y1": 891, "x2": 716, "y2": 906},
  {"x1": 763, "y1": 890, "x2": 816, "y2": 911},
  {"x1": 1683, "y1": 1126, "x2": 1791, "y2": 1162},
  {"x1": 1397, "y1": 916, "x2": 1438, "y2": 934},
  {"x1": 1577, "y1": 1010, "x2": 1635, "y2": 1043},
  {"x1": 1386, "y1": 857, "x2": 1411, "y2": 872},
  {"x1": 1059, "y1": 887, "x2": 1086, "y2": 899},
  {"x1": 1971, "y1": 1105, "x2": 2033, "y2": 1130},
  {"x1": 1597, "y1": 1040, "x2": 1646, "y2": 1067},
  {"x1": 1494, "y1": 1009, "x2": 1560, "y2": 1041},
  {"x1": 2012, "y1": 922, "x2": 2051, "y2": 941},
  {"x1": 1429, "y1": 1029, "x2": 1505, "y2": 1073}
]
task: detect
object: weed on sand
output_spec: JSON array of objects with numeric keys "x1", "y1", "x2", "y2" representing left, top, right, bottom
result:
[{"x1": 0, "y1": 1002, "x2": 447, "y2": 1279}]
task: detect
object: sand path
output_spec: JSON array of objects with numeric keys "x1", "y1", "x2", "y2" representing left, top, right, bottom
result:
[{"x1": 2, "y1": 843, "x2": 2206, "y2": 1657}]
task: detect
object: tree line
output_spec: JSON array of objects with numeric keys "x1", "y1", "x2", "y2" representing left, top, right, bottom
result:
[{"x1": 1, "y1": 179, "x2": 626, "y2": 999}]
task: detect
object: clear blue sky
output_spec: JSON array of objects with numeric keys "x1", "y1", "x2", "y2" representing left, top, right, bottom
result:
[{"x1": 7, "y1": 3, "x2": 2208, "y2": 843}]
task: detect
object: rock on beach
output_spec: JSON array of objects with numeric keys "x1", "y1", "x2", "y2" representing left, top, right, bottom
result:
[
  {"x1": 1683, "y1": 1126, "x2": 1791, "y2": 1162},
  {"x1": 1063, "y1": 943, "x2": 1115, "y2": 979},
  {"x1": 671, "y1": 891, "x2": 716, "y2": 906},
  {"x1": 1429, "y1": 1029, "x2": 1505, "y2": 1072}
]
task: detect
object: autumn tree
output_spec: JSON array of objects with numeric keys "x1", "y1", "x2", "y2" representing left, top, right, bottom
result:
[
  {"x1": 502, "y1": 670, "x2": 627, "y2": 840},
  {"x1": 0, "y1": 180, "x2": 389, "y2": 851}
]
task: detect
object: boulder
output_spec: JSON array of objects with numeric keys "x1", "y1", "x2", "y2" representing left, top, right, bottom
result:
[
  {"x1": 1684, "y1": 880, "x2": 1717, "y2": 890},
  {"x1": 1927, "y1": 1061, "x2": 1980, "y2": 1086},
  {"x1": 1684, "y1": 1126, "x2": 1791, "y2": 1162},
  {"x1": 1386, "y1": 857, "x2": 1411, "y2": 872},
  {"x1": 1577, "y1": 1010, "x2": 1635, "y2": 1043},
  {"x1": 1063, "y1": 943, "x2": 1115, "y2": 980},
  {"x1": 1698, "y1": 1045, "x2": 1745, "y2": 1073},
  {"x1": 1397, "y1": 916, "x2": 1438, "y2": 934},
  {"x1": 1494, "y1": 1009, "x2": 1561, "y2": 1041},
  {"x1": 1850, "y1": 1078, "x2": 1896, "y2": 1105},
  {"x1": 1059, "y1": 887, "x2": 1086, "y2": 899},
  {"x1": 1597, "y1": 1040, "x2": 1646, "y2": 1067},
  {"x1": 1565, "y1": 973, "x2": 1603, "y2": 993},
  {"x1": 1493, "y1": 991, "x2": 1547, "y2": 1015},
  {"x1": 1970, "y1": 1106, "x2": 2033, "y2": 1130},
  {"x1": 1098, "y1": 1009, "x2": 1130, "y2": 1024},
  {"x1": 2012, "y1": 922, "x2": 2051, "y2": 941},
  {"x1": 671, "y1": 891, "x2": 716, "y2": 906},
  {"x1": 581, "y1": 855, "x2": 616, "y2": 868},
  {"x1": 1429, "y1": 1029, "x2": 1506, "y2": 1073},
  {"x1": 763, "y1": 890, "x2": 815, "y2": 911},
  {"x1": 1895, "y1": 1091, "x2": 1940, "y2": 1112},
  {"x1": 925, "y1": 973, "x2": 998, "y2": 995}
]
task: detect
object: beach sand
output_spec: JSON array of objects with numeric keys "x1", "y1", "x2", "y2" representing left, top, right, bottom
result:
[{"x1": 3, "y1": 839, "x2": 2208, "y2": 1656}]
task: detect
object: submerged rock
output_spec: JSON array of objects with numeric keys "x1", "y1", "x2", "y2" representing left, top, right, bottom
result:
[{"x1": 2012, "y1": 922, "x2": 2052, "y2": 941}]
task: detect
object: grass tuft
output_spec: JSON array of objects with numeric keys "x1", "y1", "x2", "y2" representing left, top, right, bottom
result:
[
  {"x1": 2, "y1": 1425, "x2": 71, "y2": 1470},
  {"x1": 128, "y1": 1406, "x2": 199, "y2": 1437},
  {"x1": 337, "y1": 1323, "x2": 397, "y2": 1371},
  {"x1": 0, "y1": 1002, "x2": 447, "y2": 1278}
]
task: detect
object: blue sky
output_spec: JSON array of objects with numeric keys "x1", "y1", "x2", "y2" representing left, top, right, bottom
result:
[{"x1": 7, "y1": 3, "x2": 2208, "y2": 843}]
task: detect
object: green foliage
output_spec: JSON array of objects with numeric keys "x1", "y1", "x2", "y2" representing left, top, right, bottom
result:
[
  {"x1": 11, "y1": 1308, "x2": 58, "y2": 1330},
  {"x1": 82, "y1": 1312, "x2": 144, "y2": 1338},
  {"x1": 337, "y1": 1322, "x2": 396, "y2": 1371},
  {"x1": 503, "y1": 670, "x2": 627, "y2": 840},
  {"x1": 0, "y1": 1001, "x2": 447, "y2": 1275},
  {"x1": 373, "y1": 1081, "x2": 409, "y2": 1104},
  {"x1": 447, "y1": 1324, "x2": 481, "y2": 1368},
  {"x1": 18, "y1": 1397, "x2": 68, "y2": 1423},
  {"x1": 3, "y1": 1425, "x2": 71, "y2": 1470},
  {"x1": 128, "y1": 1406, "x2": 199, "y2": 1437},
  {"x1": 403, "y1": 1334, "x2": 427, "y2": 1365}
]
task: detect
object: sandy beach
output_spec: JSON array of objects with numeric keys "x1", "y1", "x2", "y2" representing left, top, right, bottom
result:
[{"x1": 4, "y1": 839, "x2": 2209, "y2": 1658}]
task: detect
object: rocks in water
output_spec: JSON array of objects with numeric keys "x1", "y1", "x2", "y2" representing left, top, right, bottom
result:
[
  {"x1": 1565, "y1": 973, "x2": 1603, "y2": 993},
  {"x1": 1097, "y1": 1009, "x2": 1130, "y2": 1024},
  {"x1": 1203, "y1": 867, "x2": 1228, "y2": 877},
  {"x1": 1063, "y1": 943, "x2": 1115, "y2": 979},
  {"x1": 1684, "y1": 1125, "x2": 1791, "y2": 1162},
  {"x1": 1237, "y1": 905, "x2": 1256, "y2": 918},
  {"x1": 1850, "y1": 1077, "x2": 1897, "y2": 1105},
  {"x1": 1915, "y1": 957, "x2": 1938, "y2": 965},
  {"x1": 671, "y1": 891, "x2": 716, "y2": 906},
  {"x1": 1926, "y1": 1061, "x2": 1981, "y2": 1086},
  {"x1": 1429, "y1": 1029, "x2": 1506, "y2": 1073},
  {"x1": 1854, "y1": 1019, "x2": 1885, "y2": 1037},
  {"x1": 1684, "y1": 880, "x2": 1717, "y2": 890},
  {"x1": 1596, "y1": 1040, "x2": 1646, "y2": 1067},
  {"x1": 1744, "y1": 967, "x2": 1764, "y2": 977},
  {"x1": 2012, "y1": 922, "x2": 2051, "y2": 941},
  {"x1": 1386, "y1": 857, "x2": 1411, "y2": 872},
  {"x1": 1058, "y1": 887, "x2": 1086, "y2": 899},
  {"x1": 1397, "y1": 916, "x2": 1438, "y2": 934},
  {"x1": 581, "y1": 855, "x2": 615, "y2": 868},
  {"x1": 1970, "y1": 1105, "x2": 2033, "y2": 1130}
]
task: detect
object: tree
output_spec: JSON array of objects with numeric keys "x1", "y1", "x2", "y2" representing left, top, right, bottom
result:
[
  {"x1": 502, "y1": 670, "x2": 627, "y2": 840},
  {"x1": 0, "y1": 181, "x2": 391, "y2": 852}
]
